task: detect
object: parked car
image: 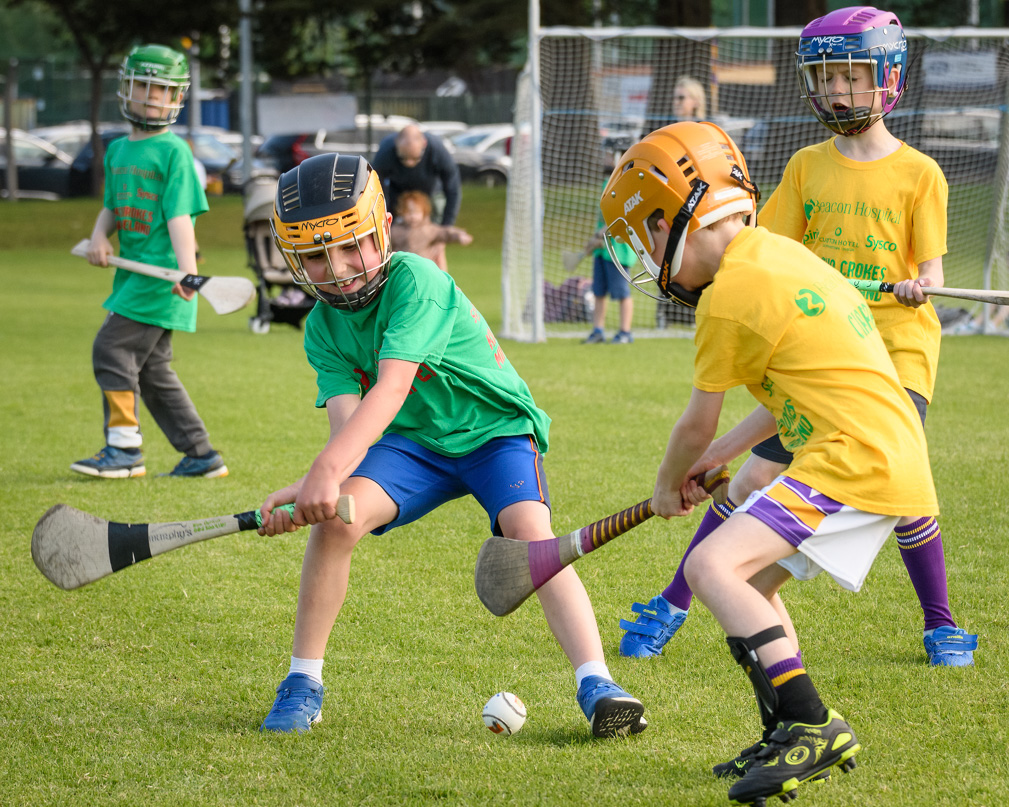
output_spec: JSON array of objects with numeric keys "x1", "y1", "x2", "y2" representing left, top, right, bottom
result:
[
  {"x1": 0, "y1": 129, "x2": 75, "y2": 199},
  {"x1": 185, "y1": 130, "x2": 242, "y2": 193},
  {"x1": 450, "y1": 124, "x2": 514, "y2": 186},
  {"x1": 30, "y1": 121, "x2": 127, "y2": 158},
  {"x1": 66, "y1": 129, "x2": 129, "y2": 196},
  {"x1": 600, "y1": 118, "x2": 644, "y2": 154},
  {"x1": 34, "y1": 122, "x2": 250, "y2": 194},
  {"x1": 419, "y1": 120, "x2": 468, "y2": 145},
  {"x1": 193, "y1": 125, "x2": 263, "y2": 153},
  {"x1": 254, "y1": 114, "x2": 419, "y2": 174}
]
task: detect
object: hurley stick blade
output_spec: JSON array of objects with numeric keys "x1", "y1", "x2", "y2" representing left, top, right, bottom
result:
[
  {"x1": 475, "y1": 466, "x2": 729, "y2": 616},
  {"x1": 178, "y1": 274, "x2": 256, "y2": 315},
  {"x1": 71, "y1": 239, "x2": 256, "y2": 315},
  {"x1": 31, "y1": 496, "x2": 355, "y2": 591},
  {"x1": 562, "y1": 250, "x2": 588, "y2": 273}
]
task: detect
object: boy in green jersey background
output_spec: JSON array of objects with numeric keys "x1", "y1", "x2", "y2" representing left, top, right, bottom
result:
[{"x1": 72, "y1": 44, "x2": 226, "y2": 480}]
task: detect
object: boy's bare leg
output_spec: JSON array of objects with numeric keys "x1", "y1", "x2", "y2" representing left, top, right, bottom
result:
[
  {"x1": 592, "y1": 296, "x2": 608, "y2": 330},
  {"x1": 747, "y1": 563, "x2": 798, "y2": 653},
  {"x1": 685, "y1": 512, "x2": 861, "y2": 793},
  {"x1": 684, "y1": 512, "x2": 797, "y2": 667},
  {"x1": 261, "y1": 476, "x2": 398, "y2": 733},
  {"x1": 497, "y1": 500, "x2": 603, "y2": 666},
  {"x1": 619, "y1": 296, "x2": 633, "y2": 334},
  {"x1": 291, "y1": 476, "x2": 399, "y2": 659},
  {"x1": 499, "y1": 500, "x2": 645, "y2": 737}
]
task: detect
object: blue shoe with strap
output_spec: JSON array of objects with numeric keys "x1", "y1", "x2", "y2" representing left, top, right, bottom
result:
[
  {"x1": 260, "y1": 673, "x2": 324, "y2": 733},
  {"x1": 582, "y1": 327, "x2": 605, "y2": 344},
  {"x1": 924, "y1": 625, "x2": 978, "y2": 667},
  {"x1": 70, "y1": 446, "x2": 146, "y2": 479},
  {"x1": 162, "y1": 450, "x2": 228, "y2": 478},
  {"x1": 619, "y1": 595, "x2": 688, "y2": 658},
  {"x1": 576, "y1": 675, "x2": 646, "y2": 737}
]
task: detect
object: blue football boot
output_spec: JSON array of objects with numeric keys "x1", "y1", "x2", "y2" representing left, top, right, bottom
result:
[
  {"x1": 260, "y1": 673, "x2": 324, "y2": 733},
  {"x1": 576, "y1": 675, "x2": 646, "y2": 738},
  {"x1": 924, "y1": 625, "x2": 978, "y2": 667},
  {"x1": 619, "y1": 595, "x2": 688, "y2": 658}
]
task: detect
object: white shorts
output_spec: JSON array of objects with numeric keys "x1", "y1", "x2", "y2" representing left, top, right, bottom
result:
[{"x1": 734, "y1": 475, "x2": 899, "y2": 592}]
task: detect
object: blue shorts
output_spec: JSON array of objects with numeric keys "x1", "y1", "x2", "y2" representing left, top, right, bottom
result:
[
  {"x1": 351, "y1": 432, "x2": 550, "y2": 535},
  {"x1": 751, "y1": 388, "x2": 928, "y2": 464},
  {"x1": 591, "y1": 254, "x2": 631, "y2": 300}
]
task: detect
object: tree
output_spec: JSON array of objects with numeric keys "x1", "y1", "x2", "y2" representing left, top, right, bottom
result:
[{"x1": 0, "y1": 0, "x2": 236, "y2": 194}]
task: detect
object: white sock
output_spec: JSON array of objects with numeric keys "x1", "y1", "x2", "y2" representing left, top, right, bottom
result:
[
  {"x1": 575, "y1": 661, "x2": 611, "y2": 689},
  {"x1": 289, "y1": 656, "x2": 324, "y2": 685}
]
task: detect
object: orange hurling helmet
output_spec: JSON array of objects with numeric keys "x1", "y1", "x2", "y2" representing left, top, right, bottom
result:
[{"x1": 600, "y1": 121, "x2": 759, "y2": 307}]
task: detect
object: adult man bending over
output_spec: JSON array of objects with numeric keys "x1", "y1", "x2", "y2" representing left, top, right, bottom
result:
[{"x1": 372, "y1": 124, "x2": 462, "y2": 225}]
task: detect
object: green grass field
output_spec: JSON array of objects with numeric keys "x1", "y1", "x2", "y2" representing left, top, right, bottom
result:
[{"x1": 1, "y1": 189, "x2": 1007, "y2": 806}]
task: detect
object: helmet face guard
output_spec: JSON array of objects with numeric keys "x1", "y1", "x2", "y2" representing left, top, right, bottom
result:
[
  {"x1": 600, "y1": 122, "x2": 759, "y2": 308},
  {"x1": 118, "y1": 44, "x2": 190, "y2": 131},
  {"x1": 796, "y1": 6, "x2": 907, "y2": 136},
  {"x1": 272, "y1": 153, "x2": 391, "y2": 311}
]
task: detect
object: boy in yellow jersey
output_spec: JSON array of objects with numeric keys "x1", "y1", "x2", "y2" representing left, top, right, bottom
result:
[
  {"x1": 618, "y1": 5, "x2": 977, "y2": 671},
  {"x1": 600, "y1": 120, "x2": 937, "y2": 804}
]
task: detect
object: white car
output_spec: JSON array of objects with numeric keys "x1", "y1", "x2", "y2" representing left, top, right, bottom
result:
[{"x1": 450, "y1": 124, "x2": 514, "y2": 186}]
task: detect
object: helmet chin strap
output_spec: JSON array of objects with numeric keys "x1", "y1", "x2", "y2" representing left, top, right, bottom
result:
[
  {"x1": 653, "y1": 166, "x2": 757, "y2": 310},
  {"x1": 656, "y1": 180, "x2": 709, "y2": 308},
  {"x1": 663, "y1": 280, "x2": 710, "y2": 309}
]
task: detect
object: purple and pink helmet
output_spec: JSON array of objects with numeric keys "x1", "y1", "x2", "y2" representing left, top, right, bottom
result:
[{"x1": 796, "y1": 6, "x2": 907, "y2": 135}]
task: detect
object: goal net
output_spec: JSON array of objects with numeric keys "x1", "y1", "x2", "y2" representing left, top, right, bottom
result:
[{"x1": 502, "y1": 26, "x2": 1009, "y2": 340}]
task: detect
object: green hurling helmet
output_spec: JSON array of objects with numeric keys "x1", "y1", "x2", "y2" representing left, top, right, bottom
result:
[{"x1": 118, "y1": 44, "x2": 190, "y2": 131}]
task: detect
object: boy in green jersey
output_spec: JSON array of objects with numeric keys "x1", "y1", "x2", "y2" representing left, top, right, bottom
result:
[
  {"x1": 71, "y1": 44, "x2": 226, "y2": 479},
  {"x1": 256, "y1": 153, "x2": 645, "y2": 738}
]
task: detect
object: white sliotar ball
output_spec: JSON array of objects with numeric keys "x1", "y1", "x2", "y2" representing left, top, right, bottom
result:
[{"x1": 482, "y1": 691, "x2": 527, "y2": 736}]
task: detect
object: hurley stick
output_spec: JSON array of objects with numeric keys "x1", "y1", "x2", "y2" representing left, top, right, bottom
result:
[
  {"x1": 32, "y1": 496, "x2": 355, "y2": 591},
  {"x1": 847, "y1": 278, "x2": 1009, "y2": 306},
  {"x1": 71, "y1": 239, "x2": 256, "y2": 315},
  {"x1": 474, "y1": 465, "x2": 730, "y2": 616}
]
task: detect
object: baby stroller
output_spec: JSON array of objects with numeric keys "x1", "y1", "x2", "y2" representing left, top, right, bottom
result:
[{"x1": 243, "y1": 170, "x2": 316, "y2": 334}]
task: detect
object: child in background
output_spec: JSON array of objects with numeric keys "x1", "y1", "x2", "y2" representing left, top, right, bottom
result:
[
  {"x1": 256, "y1": 153, "x2": 646, "y2": 740},
  {"x1": 618, "y1": 5, "x2": 976, "y2": 669},
  {"x1": 390, "y1": 190, "x2": 472, "y2": 271},
  {"x1": 583, "y1": 185, "x2": 635, "y2": 343},
  {"x1": 71, "y1": 44, "x2": 226, "y2": 479}
]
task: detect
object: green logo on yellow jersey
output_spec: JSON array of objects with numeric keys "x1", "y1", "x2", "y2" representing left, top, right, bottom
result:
[{"x1": 795, "y1": 289, "x2": 826, "y2": 317}]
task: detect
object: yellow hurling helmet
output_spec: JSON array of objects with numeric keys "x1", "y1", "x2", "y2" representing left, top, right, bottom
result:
[{"x1": 271, "y1": 153, "x2": 391, "y2": 310}]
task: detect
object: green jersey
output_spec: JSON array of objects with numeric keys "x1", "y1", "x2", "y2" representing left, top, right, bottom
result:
[
  {"x1": 101, "y1": 132, "x2": 209, "y2": 332},
  {"x1": 303, "y1": 252, "x2": 551, "y2": 457},
  {"x1": 594, "y1": 182, "x2": 636, "y2": 266}
]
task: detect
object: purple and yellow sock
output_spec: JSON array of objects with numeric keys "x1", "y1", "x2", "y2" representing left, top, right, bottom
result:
[
  {"x1": 661, "y1": 498, "x2": 736, "y2": 611},
  {"x1": 766, "y1": 653, "x2": 827, "y2": 725},
  {"x1": 895, "y1": 516, "x2": 955, "y2": 632}
]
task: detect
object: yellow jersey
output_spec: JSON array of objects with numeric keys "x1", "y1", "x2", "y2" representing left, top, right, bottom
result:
[
  {"x1": 694, "y1": 226, "x2": 938, "y2": 516},
  {"x1": 760, "y1": 138, "x2": 947, "y2": 401}
]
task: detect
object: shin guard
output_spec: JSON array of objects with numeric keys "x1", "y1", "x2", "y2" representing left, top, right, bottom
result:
[{"x1": 726, "y1": 626, "x2": 787, "y2": 729}]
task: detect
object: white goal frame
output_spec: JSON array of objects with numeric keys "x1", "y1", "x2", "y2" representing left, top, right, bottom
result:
[{"x1": 503, "y1": 7, "x2": 1009, "y2": 341}]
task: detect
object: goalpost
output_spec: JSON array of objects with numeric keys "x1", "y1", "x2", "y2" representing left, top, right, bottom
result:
[{"x1": 502, "y1": 12, "x2": 1009, "y2": 341}]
